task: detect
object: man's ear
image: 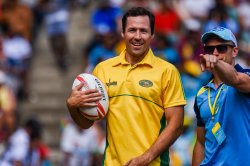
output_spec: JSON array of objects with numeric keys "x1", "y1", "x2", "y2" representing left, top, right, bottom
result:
[
  {"x1": 121, "y1": 32, "x2": 124, "y2": 38},
  {"x1": 232, "y1": 47, "x2": 239, "y2": 58},
  {"x1": 151, "y1": 34, "x2": 155, "y2": 39}
]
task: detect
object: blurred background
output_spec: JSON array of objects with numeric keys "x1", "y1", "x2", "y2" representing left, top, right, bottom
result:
[{"x1": 0, "y1": 0, "x2": 249, "y2": 165}]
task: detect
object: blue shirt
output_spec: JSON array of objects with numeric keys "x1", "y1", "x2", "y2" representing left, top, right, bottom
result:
[
  {"x1": 88, "y1": 45, "x2": 116, "y2": 67},
  {"x1": 91, "y1": 6, "x2": 123, "y2": 34},
  {"x1": 194, "y1": 64, "x2": 250, "y2": 166}
]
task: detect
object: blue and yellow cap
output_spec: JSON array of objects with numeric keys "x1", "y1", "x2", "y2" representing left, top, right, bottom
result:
[{"x1": 201, "y1": 27, "x2": 237, "y2": 46}]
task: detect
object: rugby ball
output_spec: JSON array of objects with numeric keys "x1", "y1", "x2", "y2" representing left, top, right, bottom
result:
[{"x1": 72, "y1": 73, "x2": 109, "y2": 120}]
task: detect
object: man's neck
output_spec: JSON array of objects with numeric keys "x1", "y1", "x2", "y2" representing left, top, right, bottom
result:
[
  {"x1": 125, "y1": 49, "x2": 149, "y2": 65},
  {"x1": 213, "y1": 74, "x2": 222, "y2": 89}
]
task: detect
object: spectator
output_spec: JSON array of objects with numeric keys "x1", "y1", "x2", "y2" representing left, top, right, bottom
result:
[
  {"x1": 177, "y1": 24, "x2": 203, "y2": 65},
  {"x1": 83, "y1": 0, "x2": 123, "y2": 64},
  {"x1": 1, "y1": 23, "x2": 32, "y2": 99},
  {"x1": 153, "y1": 0, "x2": 181, "y2": 36},
  {"x1": 60, "y1": 119, "x2": 104, "y2": 166},
  {"x1": 85, "y1": 31, "x2": 118, "y2": 73},
  {"x1": 0, "y1": 0, "x2": 33, "y2": 41},
  {"x1": 0, "y1": 116, "x2": 51, "y2": 166},
  {"x1": 42, "y1": 0, "x2": 72, "y2": 72},
  {"x1": 203, "y1": 0, "x2": 240, "y2": 35},
  {"x1": 236, "y1": 1, "x2": 250, "y2": 68},
  {"x1": 152, "y1": 33, "x2": 180, "y2": 66},
  {"x1": 0, "y1": 70, "x2": 16, "y2": 145}
]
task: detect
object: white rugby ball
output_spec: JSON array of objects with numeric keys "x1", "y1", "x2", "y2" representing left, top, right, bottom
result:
[{"x1": 72, "y1": 73, "x2": 109, "y2": 120}]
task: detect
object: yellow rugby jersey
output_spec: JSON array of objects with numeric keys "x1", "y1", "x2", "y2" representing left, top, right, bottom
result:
[{"x1": 92, "y1": 49, "x2": 186, "y2": 166}]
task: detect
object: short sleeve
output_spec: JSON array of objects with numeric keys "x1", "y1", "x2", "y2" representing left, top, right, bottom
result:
[{"x1": 162, "y1": 65, "x2": 186, "y2": 108}]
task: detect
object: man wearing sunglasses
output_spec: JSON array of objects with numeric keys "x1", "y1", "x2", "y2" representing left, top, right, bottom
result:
[{"x1": 192, "y1": 27, "x2": 250, "y2": 166}]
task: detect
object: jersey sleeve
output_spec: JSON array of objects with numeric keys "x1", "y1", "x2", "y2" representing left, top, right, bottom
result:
[
  {"x1": 235, "y1": 64, "x2": 250, "y2": 97},
  {"x1": 162, "y1": 65, "x2": 186, "y2": 108},
  {"x1": 235, "y1": 64, "x2": 250, "y2": 76}
]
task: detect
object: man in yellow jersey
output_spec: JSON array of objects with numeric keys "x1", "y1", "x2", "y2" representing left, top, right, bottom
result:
[{"x1": 66, "y1": 7, "x2": 186, "y2": 166}]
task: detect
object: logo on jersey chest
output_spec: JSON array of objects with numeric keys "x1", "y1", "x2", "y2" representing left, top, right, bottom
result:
[
  {"x1": 106, "y1": 79, "x2": 117, "y2": 87},
  {"x1": 139, "y1": 80, "x2": 153, "y2": 87}
]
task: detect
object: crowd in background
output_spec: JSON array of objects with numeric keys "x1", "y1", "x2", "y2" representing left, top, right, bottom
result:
[{"x1": 0, "y1": 0, "x2": 249, "y2": 165}]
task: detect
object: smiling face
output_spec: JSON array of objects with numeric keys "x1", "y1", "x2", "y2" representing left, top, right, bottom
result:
[{"x1": 121, "y1": 16, "x2": 154, "y2": 64}]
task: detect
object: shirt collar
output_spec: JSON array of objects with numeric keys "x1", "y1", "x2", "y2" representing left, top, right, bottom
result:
[
  {"x1": 112, "y1": 49, "x2": 155, "y2": 67},
  {"x1": 205, "y1": 80, "x2": 223, "y2": 89}
]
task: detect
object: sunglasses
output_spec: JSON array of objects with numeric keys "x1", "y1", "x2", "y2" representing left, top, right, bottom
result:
[{"x1": 203, "y1": 44, "x2": 235, "y2": 54}]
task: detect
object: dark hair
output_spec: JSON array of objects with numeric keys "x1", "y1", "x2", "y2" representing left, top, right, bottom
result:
[
  {"x1": 25, "y1": 118, "x2": 43, "y2": 140},
  {"x1": 122, "y1": 7, "x2": 155, "y2": 35}
]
